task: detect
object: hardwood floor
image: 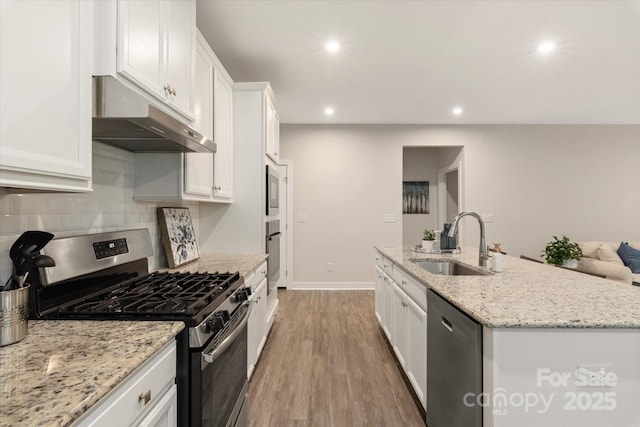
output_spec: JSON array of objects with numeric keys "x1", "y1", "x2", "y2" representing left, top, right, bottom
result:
[{"x1": 248, "y1": 290, "x2": 425, "y2": 427}]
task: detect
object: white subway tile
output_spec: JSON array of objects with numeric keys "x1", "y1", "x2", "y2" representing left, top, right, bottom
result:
[
  {"x1": 28, "y1": 214, "x2": 60, "y2": 231},
  {"x1": 10, "y1": 195, "x2": 44, "y2": 214},
  {"x1": 0, "y1": 215, "x2": 29, "y2": 235},
  {"x1": 59, "y1": 214, "x2": 86, "y2": 230}
]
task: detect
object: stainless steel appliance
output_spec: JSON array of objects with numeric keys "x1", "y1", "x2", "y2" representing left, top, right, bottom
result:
[
  {"x1": 29, "y1": 229, "x2": 249, "y2": 427},
  {"x1": 266, "y1": 165, "x2": 279, "y2": 216},
  {"x1": 92, "y1": 76, "x2": 216, "y2": 153},
  {"x1": 265, "y1": 220, "x2": 281, "y2": 295},
  {"x1": 427, "y1": 289, "x2": 482, "y2": 427}
]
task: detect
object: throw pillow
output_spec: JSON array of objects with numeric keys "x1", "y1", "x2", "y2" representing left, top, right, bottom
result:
[
  {"x1": 617, "y1": 242, "x2": 640, "y2": 274},
  {"x1": 597, "y1": 244, "x2": 624, "y2": 265}
]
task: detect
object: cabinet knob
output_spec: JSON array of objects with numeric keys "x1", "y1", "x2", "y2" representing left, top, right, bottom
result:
[{"x1": 138, "y1": 390, "x2": 151, "y2": 405}]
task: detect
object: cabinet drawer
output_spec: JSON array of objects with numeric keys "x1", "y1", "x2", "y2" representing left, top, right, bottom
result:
[
  {"x1": 244, "y1": 261, "x2": 267, "y2": 291},
  {"x1": 393, "y1": 267, "x2": 427, "y2": 311},
  {"x1": 77, "y1": 341, "x2": 177, "y2": 427}
]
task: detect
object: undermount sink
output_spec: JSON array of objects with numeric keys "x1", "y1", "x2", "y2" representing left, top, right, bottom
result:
[{"x1": 411, "y1": 259, "x2": 491, "y2": 276}]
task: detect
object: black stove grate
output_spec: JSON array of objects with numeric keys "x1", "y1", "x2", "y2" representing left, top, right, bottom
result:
[{"x1": 56, "y1": 271, "x2": 240, "y2": 316}]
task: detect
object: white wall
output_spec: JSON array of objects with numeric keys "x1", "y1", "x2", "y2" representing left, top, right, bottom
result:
[
  {"x1": 281, "y1": 124, "x2": 640, "y2": 285},
  {"x1": 0, "y1": 142, "x2": 199, "y2": 282}
]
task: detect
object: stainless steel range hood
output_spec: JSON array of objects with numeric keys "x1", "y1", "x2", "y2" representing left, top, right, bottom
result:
[{"x1": 92, "y1": 76, "x2": 216, "y2": 153}]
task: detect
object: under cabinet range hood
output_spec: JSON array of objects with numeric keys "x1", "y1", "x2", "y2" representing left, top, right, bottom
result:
[{"x1": 92, "y1": 76, "x2": 216, "y2": 153}]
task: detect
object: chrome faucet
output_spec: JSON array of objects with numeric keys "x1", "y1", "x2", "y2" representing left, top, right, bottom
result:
[{"x1": 448, "y1": 211, "x2": 490, "y2": 267}]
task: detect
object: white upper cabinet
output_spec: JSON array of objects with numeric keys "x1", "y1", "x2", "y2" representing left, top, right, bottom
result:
[
  {"x1": 0, "y1": 0, "x2": 93, "y2": 192},
  {"x1": 265, "y1": 95, "x2": 280, "y2": 163},
  {"x1": 135, "y1": 31, "x2": 233, "y2": 203},
  {"x1": 97, "y1": 0, "x2": 195, "y2": 120},
  {"x1": 212, "y1": 59, "x2": 234, "y2": 200},
  {"x1": 185, "y1": 30, "x2": 233, "y2": 201}
]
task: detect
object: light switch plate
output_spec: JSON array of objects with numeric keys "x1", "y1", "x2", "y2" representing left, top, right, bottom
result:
[
  {"x1": 384, "y1": 214, "x2": 396, "y2": 223},
  {"x1": 297, "y1": 213, "x2": 307, "y2": 223}
]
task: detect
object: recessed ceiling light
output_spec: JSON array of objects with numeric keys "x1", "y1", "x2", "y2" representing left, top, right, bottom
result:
[
  {"x1": 325, "y1": 40, "x2": 340, "y2": 53},
  {"x1": 537, "y1": 41, "x2": 556, "y2": 54},
  {"x1": 452, "y1": 107, "x2": 463, "y2": 116},
  {"x1": 324, "y1": 107, "x2": 335, "y2": 116}
]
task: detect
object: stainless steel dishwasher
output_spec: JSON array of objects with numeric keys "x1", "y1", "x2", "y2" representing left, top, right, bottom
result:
[{"x1": 427, "y1": 289, "x2": 482, "y2": 427}]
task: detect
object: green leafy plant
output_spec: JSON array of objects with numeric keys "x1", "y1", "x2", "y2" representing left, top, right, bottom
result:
[
  {"x1": 541, "y1": 235, "x2": 583, "y2": 266},
  {"x1": 423, "y1": 229, "x2": 436, "y2": 241}
]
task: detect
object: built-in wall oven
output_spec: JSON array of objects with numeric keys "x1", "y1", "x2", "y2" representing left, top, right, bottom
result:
[
  {"x1": 266, "y1": 165, "x2": 279, "y2": 216},
  {"x1": 265, "y1": 220, "x2": 281, "y2": 295}
]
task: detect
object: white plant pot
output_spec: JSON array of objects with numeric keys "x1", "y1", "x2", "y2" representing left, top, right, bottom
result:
[
  {"x1": 422, "y1": 240, "x2": 436, "y2": 251},
  {"x1": 562, "y1": 259, "x2": 578, "y2": 269}
]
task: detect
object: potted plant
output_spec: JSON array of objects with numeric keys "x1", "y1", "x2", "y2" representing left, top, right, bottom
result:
[
  {"x1": 541, "y1": 235, "x2": 583, "y2": 268},
  {"x1": 422, "y1": 229, "x2": 436, "y2": 251}
]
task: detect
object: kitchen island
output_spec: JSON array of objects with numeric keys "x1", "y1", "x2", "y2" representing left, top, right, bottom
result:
[
  {"x1": 375, "y1": 246, "x2": 640, "y2": 427},
  {"x1": 0, "y1": 320, "x2": 184, "y2": 427}
]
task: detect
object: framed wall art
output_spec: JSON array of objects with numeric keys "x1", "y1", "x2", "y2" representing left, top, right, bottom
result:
[
  {"x1": 157, "y1": 207, "x2": 199, "y2": 268},
  {"x1": 403, "y1": 181, "x2": 430, "y2": 214}
]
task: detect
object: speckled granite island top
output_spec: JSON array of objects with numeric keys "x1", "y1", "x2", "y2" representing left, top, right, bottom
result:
[
  {"x1": 375, "y1": 246, "x2": 640, "y2": 328},
  {"x1": 0, "y1": 320, "x2": 184, "y2": 427},
  {"x1": 167, "y1": 253, "x2": 268, "y2": 277}
]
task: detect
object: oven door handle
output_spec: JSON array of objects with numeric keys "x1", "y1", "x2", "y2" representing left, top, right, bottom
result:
[{"x1": 202, "y1": 302, "x2": 252, "y2": 365}]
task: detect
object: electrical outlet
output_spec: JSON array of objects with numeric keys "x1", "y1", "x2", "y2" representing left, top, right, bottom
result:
[
  {"x1": 384, "y1": 214, "x2": 395, "y2": 223},
  {"x1": 481, "y1": 213, "x2": 494, "y2": 223},
  {"x1": 327, "y1": 262, "x2": 334, "y2": 272},
  {"x1": 297, "y1": 213, "x2": 307, "y2": 223}
]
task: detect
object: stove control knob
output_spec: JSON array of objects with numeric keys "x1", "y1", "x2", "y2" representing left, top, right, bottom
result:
[
  {"x1": 235, "y1": 289, "x2": 250, "y2": 303},
  {"x1": 206, "y1": 311, "x2": 228, "y2": 334}
]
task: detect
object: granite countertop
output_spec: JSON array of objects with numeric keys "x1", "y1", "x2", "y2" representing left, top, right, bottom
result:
[
  {"x1": 0, "y1": 320, "x2": 184, "y2": 427},
  {"x1": 167, "y1": 252, "x2": 268, "y2": 278},
  {"x1": 375, "y1": 245, "x2": 640, "y2": 328}
]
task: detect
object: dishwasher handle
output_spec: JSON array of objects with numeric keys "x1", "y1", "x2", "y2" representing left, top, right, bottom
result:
[{"x1": 441, "y1": 316, "x2": 453, "y2": 332}]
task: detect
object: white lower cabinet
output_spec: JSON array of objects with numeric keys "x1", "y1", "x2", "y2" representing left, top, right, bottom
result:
[
  {"x1": 247, "y1": 262, "x2": 269, "y2": 380},
  {"x1": 375, "y1": 252, "x2": 427, "y2": 410},
  {"x1": 137, "y1": 385, "x2": 177, "y2": 427},
  {"x1": 374, "y1": 266, "x2": 385, "y2": 325},
  {"x1": 406, "y1": 296, "x2": 427, "y2": 407},
  {"x1": 74, "y1": 340, "x2": 177, "y2": 427},
  {"x1": 392, "y1": 283, "x2": 409, "y2": 368}
]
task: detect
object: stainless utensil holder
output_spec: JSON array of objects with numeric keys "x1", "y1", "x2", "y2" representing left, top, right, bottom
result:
[{"x1": 0, "y1": 285, "x2": 29, "y2": 346}]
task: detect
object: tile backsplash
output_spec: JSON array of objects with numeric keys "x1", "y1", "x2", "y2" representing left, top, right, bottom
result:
[{"x1": 0, "y1": 142, "x2": 199, "y2": 283}]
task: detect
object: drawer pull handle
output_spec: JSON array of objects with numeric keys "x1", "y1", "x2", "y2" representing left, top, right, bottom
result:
[{"x1": 138, "y1": 390, "x2": 151, "y2": 405}]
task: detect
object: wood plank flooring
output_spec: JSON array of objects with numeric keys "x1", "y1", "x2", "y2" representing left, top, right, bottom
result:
[{"x1": 248, "y1": 290, "x2": 425, "y2": 427}]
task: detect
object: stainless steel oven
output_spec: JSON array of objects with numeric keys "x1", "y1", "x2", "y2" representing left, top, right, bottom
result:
[
  {"x1": 265, "y1": 220, "x2": 281, "y2": 295},
  {"x1": 193, "y1": 301, "x2": 251, "y2": 427},
  {"x1": 266, "y1": 165, "x2": 279, "y2": 216},
  {"x1": 30, "y1": 229, "x2": 254, "y2": 427}
]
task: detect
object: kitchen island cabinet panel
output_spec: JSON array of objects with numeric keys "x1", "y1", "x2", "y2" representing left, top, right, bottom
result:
[{"x1": 0, "y1": 0, "x2": 92, "y2": 192}]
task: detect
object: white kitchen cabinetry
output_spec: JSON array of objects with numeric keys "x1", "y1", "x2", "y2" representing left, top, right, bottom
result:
[
  {"x1": 406, "y1": 296, "x2": 427, "y2": 407},
  {"x1": 115, "y1": 0, "x2": 194, "y2": 120},
  {"x1": 392, "y1": 282, "x2": 409, "y2": 368},
  {"x1": 74, "y1": 340, "x2": 177, "y2": 427},
  {"x1": 246, "y1": 262, "x2": 268, "y2": 380},
  {"x1": 0, "y1": 0, "x2": 92, "y2": 192},
  {"x1": 374, "y1": 266, "x2": 385, "y2": 325},
  {"x1": 134, "y1": 32, "x2": 233, "y2": 203},
  {"x1": 375, "y1": 251, "x2": 427, "y2": 409},
  {"x1": 265, "y1": 96, "x2": 280, "y2": 163}
]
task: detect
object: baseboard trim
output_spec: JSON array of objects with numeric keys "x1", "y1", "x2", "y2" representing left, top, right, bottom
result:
[{"x1": 289, "y1": 281, "x2": 375, "y2": 290}]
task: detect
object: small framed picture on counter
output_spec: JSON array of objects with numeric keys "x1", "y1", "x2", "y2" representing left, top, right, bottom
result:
[{"x1": 157, "y1": 207, "x2": 199, "y2": 268}]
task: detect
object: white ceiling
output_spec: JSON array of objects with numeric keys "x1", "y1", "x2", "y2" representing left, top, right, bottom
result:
[{"x1": 197, "y1": 0, "x2": 640, "y2": 124}]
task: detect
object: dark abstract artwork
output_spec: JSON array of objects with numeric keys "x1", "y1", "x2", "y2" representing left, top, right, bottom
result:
[{"x1": 403, "y1": 181, "x2": 429, "y2": 214}]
